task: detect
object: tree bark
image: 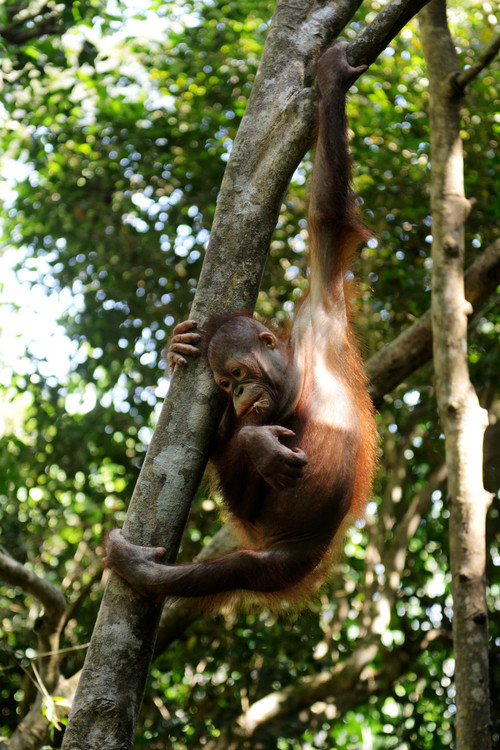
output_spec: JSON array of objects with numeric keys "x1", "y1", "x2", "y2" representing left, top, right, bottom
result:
[
  {"x1": 62, "y1": 1, "x2": 432, "y2": 747},
  {"x1": 419, "y1": 2, "x2": 492, "y2": 748}
]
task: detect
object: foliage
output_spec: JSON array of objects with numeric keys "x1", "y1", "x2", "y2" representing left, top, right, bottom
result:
[{"x1": 0, "y1": 0, "x2": 499, "y2": 747}]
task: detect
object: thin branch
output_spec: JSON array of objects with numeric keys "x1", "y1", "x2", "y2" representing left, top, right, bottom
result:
[
  {"x1": 0, "y1": 3, "x2": 64, "y2": 45},
  {"x1": 456, "y1": 33, "x2": 500, "y2": 89},
  {"x1": 348, "y1": 0, "x2": 432, "y2": 66},
  {"x1": 0, "y1": 547, "x2": 66, "y2": 713},
  {"x1": 0, "y1": 549, "x2": 65, "y2": 626},
  {"x1": 1, "y1": 3, "x2": 51, "y2": 33},
  {"x1": 2, "y1": 23, "x2": 64, "y2": 44}
]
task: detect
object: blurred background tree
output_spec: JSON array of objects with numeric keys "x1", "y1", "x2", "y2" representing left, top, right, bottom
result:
[{"x1": 0, "y1": 0, "x2": 498, "y2": 747}]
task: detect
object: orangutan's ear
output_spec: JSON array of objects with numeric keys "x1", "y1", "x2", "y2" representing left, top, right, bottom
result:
[{"x1": 259, "y1": 332, "x2": 277, "y2": 350}]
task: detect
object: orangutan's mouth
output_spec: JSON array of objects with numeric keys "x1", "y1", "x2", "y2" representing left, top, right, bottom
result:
[
  {"x1": 248, "y1": 394, "x2": 270, "y2": 414},
  {"x1": 235, "y1": 388, "x2": 271, "y2": 418}
]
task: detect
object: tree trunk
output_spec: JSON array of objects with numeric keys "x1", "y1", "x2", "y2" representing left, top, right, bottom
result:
[
  {"x1": 419, "y1": 2, "x2": 492, "y2": 748},
  {"x1": 62, "y1": 0, "x2": 432, "y2": 747}
]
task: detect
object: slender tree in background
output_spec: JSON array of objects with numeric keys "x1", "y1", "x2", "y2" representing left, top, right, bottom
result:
[{"x1": 420, "y1": 2, "x2": 493, "y2": 747}]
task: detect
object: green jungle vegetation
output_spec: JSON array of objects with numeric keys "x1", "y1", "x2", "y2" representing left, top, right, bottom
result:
[{"x1": 0, "y1": 0, "x2": 498, "y2": 747}]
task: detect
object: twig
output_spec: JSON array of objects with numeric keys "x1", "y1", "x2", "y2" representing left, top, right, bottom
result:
[
  {"x1": 456, "y1": 33, "x2": 500, "y2": 89},
  {"x1": 348, "y1": 0, "x2": 432, "y2": 66}
]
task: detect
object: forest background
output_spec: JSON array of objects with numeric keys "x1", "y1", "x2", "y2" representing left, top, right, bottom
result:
[{"x1": 0, "y1": 0, "x2": 499, "y2": 748}]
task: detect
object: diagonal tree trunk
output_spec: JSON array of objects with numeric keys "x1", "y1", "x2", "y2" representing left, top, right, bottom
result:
[
  {"x1": 62, "y1": 1, "x2": 432, "y2": 746},
  {"x1": 419, "y1": 2, "x2": 492, "y2": 748}
]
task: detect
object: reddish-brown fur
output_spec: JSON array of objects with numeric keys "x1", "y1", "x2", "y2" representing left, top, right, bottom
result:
[{"x1": 104, "y1": 43, "x2": 378, "y2": 610}]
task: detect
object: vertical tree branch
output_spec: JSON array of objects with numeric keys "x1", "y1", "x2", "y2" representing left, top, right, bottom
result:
[
  {"x1": 62, "y1": 1, "x2": 363, "y2": 747},
  {"x1": 419, "y1": 2, "x2": 492, "y2": 748}
]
